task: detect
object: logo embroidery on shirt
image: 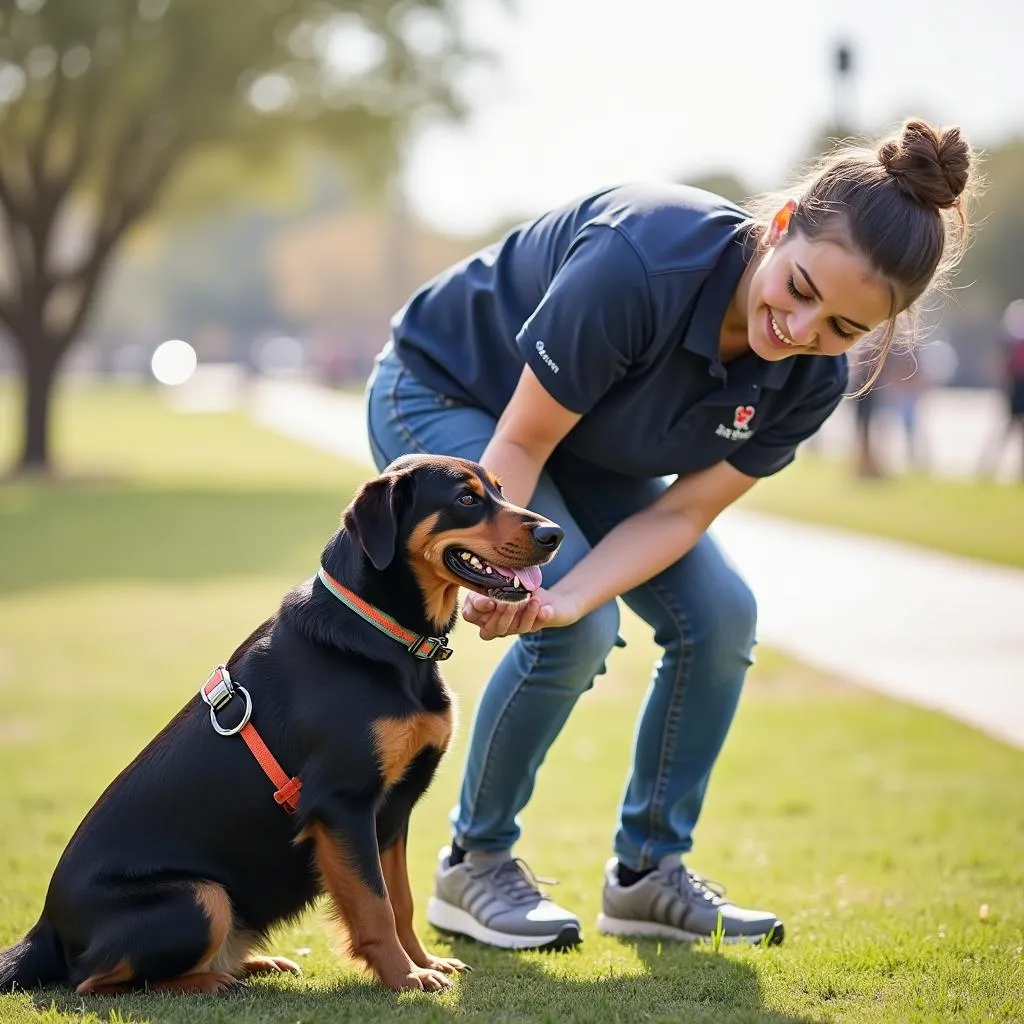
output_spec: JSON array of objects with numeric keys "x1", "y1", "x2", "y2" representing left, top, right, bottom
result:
[
  {"x1": 715, "y1": 405, "x2": 756, "y2": 442},
  {"x1": 534, "y1": 340, "x2": 560, "y2": 374},
  {"x1": 733, "y1": 405, "x2": 755, "y2": 429}
]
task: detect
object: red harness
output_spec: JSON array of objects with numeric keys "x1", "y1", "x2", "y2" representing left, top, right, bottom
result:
[
  {"x1": 199, "y1": 566, "x2": 454, "y2": 815},
  {"x1": 200, "y1": 666, "x2": 303, "y2": 814}
]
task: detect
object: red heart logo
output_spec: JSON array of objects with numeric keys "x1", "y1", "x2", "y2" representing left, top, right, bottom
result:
[{"x1": 733, "y1": 405, "x2": 755, "y2": 429}]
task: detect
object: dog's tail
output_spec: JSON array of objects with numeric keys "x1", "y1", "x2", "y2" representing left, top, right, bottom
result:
[{"x1": 0, "y1": 917, "x2": 67, "y2": 990}]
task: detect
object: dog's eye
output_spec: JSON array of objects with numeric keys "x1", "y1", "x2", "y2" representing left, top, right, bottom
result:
[{"x1": 457, "y1": 493, "x2": 479, "y2": 507}]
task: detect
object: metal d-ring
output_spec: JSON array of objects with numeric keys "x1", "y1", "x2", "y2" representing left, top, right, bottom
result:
[{"x1": 208, "y1": 684, "x2": 253, "y2": 736}]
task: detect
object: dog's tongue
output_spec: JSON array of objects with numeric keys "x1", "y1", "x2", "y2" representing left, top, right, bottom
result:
[
  {"x1": 493, "y1": 564, "x2": 543, "y2": 592},
  {"x1": 514, "y1": 565, "x2": 543, "y2": 592}
]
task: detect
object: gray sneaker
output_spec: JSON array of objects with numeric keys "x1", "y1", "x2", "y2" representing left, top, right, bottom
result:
[
  {"x1": 597, "y1": 855, "x2": 784, "y2": 945},
  {"x1": 426, "y1": 846, "x2": 582, "y2": 950}
]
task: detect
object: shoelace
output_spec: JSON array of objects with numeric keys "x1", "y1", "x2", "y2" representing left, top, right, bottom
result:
[
  {"x1": 668, "y1": 864, "x2": 728, "y2": 906},
  {"x1": 472, "y1": 857, "x2": 559, "y2": 906}
]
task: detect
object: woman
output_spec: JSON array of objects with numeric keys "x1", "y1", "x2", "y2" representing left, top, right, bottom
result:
[{"x1": 365, "y1": 119, "x2": 976, "y2": 949}]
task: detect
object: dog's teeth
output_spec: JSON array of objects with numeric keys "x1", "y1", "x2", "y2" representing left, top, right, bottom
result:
[
  {"x1": 484, "y1": 566, "x2": 493, "y2": 574},
  {"x1": 512, "y1": 576, "x2": 521, "y2": 588},
  {"x1": 460, "y1": 551, "x2": 471, "y2": 561}
]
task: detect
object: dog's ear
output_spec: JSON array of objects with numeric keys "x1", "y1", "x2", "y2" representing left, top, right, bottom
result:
[{"x1": 345, "y1": 471, "x2": 409, "y2": 571}]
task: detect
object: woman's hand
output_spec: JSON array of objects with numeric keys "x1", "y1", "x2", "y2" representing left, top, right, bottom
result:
[{"x1": 461, "y1": 587, "x2": 582, "y2": 640}]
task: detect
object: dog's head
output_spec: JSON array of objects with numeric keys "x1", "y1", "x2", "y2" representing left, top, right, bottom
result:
[{"x1": 342, "y1": 454, "x2": 563, "y2": 630}]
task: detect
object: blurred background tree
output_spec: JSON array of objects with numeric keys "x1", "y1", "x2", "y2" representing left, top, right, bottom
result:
[{"x1": 0, "y1": 0, "x2": 486, "y2": 475}]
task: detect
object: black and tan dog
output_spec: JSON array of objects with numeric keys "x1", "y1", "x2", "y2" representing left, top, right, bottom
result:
[{"x1": 0, "y1": 454, "x2": 563, "y2": 995}]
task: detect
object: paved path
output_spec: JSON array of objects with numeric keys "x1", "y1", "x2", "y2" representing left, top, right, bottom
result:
[{"x1": 248, "y1": 378, "x2": 1024, "y2": 749}]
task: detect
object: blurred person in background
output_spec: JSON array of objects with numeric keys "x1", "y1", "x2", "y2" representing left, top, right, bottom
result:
[
  {"x1": 852, "y1": 345, "x2": 933, "y2": 478},
  {"x1": 882, "y1": 346, "x2": 932, "y2": 473},
  {"x1": 365, "y1": 119, "x2": 977, "y2": 950},
  {"x1": 850, "y1": 356, "x2": 886, "y2": 478},
  {"x1": 978, "y1": 300, "x2": 1024, "y2": 481}
]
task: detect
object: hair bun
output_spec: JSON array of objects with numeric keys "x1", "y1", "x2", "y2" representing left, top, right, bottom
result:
[{"x1": 878, "y1": 119, "x2": 972, "y2": 211}]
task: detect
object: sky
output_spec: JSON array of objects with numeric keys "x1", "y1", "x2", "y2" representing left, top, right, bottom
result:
[{"x1": 401, "y1": 0, "x2": 1024, "y2": 237}]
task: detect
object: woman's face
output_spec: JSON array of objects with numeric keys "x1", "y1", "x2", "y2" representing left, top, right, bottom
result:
[{"x1": 746, "y1": 215, "x2": 894, "y2": 362}]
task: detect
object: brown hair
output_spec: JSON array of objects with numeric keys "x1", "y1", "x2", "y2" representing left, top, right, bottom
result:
[{"x1": 749, "y1": 118, "x2": 979, "y2": 392}]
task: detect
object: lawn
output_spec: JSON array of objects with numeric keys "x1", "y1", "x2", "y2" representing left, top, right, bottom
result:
[
  {"x1": 740, "y1": 453, "x2": 1024, "y2": 570},
  {"x1": 0, "y1": 384, "x2": 1022, "y2": 1023}
]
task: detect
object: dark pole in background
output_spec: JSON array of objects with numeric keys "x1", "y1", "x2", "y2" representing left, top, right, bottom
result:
[{"x1": 832, "y1": 41, "x2": 855, "y2": 137}]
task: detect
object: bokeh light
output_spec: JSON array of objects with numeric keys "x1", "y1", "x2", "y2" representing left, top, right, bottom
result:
[
  {"x1": 150, "y1": 339, "x2": 198, "y2": 386},
  {"x1": 1002, "y1": 299, "x2": 1024, "y2": 338}
]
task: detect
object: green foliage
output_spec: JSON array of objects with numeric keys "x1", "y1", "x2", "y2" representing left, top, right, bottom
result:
[
  {"x1": 958, "y1": 136, "x2": 1024, "y2": 314},
  {"x1": 0, "y1": 0, "x2": 492, "y2": 470},
  {"x1": 0, "y1": 0, "x2": 479, "y2": 201},
  {"x1": 683, "y1": 172, "x2": 754, "y2": 207}
]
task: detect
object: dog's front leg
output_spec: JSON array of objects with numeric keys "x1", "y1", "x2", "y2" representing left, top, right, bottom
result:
[
  {"x1": 304, "y1": 806, "x2": 452, "y2": 992},
  {"x1": 380, "y1": 831, "x2": 470, "y2": 975}
]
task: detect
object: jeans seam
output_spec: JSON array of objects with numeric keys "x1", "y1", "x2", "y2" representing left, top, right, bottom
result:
[
  {"x1": 460, "y1": 637, "x2": 542, "y2": 834},
  {"x1": 386, "y1": 366, "x2": 434, "y2": 456},
  {"x1": 365, "y1": 407, "x2": 389, "y2": 467},
  {"x1": 555, "y1": 481, "x2": 694, "y2": 870},
  {"x1": 633, "y1": 578, "x2": 692, "y2": 870}
]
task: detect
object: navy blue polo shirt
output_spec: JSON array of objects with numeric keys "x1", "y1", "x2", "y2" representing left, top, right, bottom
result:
[{"x1": 391, "y1": 183, "x2": 848, "y2": 479}]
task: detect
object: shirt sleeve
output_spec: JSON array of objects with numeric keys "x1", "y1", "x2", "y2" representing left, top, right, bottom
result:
[
  {"x1": 727, "y1": 360, "x2": 849, "y2": 478},
  {"x1": 515, "y1": 225, "x2": 654, "y2": 415}
]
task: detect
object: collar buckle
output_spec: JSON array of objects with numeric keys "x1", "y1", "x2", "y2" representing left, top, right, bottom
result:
[{"x1": 408, "y1": 635, "x2": 453, "y2": 661}]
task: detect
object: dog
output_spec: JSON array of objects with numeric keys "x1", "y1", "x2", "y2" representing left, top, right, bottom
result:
[{"x1": 0, "y1": 454, "x2": 563, "y2": 995}]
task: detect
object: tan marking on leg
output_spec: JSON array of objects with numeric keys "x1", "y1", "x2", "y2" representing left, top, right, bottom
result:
[
  {"x1": 75, "y1": 957, "x2": 134, "y2": 996},
  {"x1": 149, "y1": 971, "x2": 239, "y2": 993},
  {"x1": 192, "y1": 881, "x2": 234, "y2": 974},
  {"x1": 208, "y1": 928, "x2": 261, "y2": 977},
  {"x1": 380, "y1": 837, "x2": 429, "y2": 965},
  {"x1": 379, "y1": 837, "x2": 466, "y2": 976},
  {"x1": 307, "y1": 822, "x2": 450, "y2": 992},
  {"x1": 372, "y1": 711, "x2": 453, "y2": 788}
]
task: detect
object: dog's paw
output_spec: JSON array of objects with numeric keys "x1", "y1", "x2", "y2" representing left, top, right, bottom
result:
[
  {"x1": 407, "y1": 966, "x2": 453, "y2": 992},
  {"x1": 242, "y1": 955, "x2": 302, "y2": 976},
  {"x1": 421, "y1": 955, "x2": 471, "y2": 974},
  {"x1": 382, "y1": 965, "x2": 453, "y2": 992}
]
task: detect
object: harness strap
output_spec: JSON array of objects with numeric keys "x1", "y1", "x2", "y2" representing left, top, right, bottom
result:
[{"x1": 201, "y1": 667, "x2": 303, "y2": 814}]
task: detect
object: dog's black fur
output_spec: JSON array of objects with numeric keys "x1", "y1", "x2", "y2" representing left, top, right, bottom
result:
[{"x1": 0, "y1": 454, "x2": 562, "y2": 995}]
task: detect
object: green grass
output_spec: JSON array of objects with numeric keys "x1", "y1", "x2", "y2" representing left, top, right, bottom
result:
[
  {"x1": 740, "y1": 453, "x2": 1024, "y2": 570},
  {"x1": 1, "y1": 385, "x2": 1023, "y2": 1023}
]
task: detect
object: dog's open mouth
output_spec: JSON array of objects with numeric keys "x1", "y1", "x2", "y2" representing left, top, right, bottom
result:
[{"x1": 443, "y1": 548, "x2": 543, "y2": 603}]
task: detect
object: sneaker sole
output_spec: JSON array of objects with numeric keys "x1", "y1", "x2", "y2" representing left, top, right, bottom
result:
[
  {"x1": 427, "y1": 897, "x2": 582, "y2": 951},
  {"x1": 597, "y1": 913, "x2": 784, "y2": 946}
]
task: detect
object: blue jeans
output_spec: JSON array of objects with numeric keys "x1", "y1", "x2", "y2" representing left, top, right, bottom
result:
[{"x1": 365, "y1": 346, "x2": 757, "y2": 871}]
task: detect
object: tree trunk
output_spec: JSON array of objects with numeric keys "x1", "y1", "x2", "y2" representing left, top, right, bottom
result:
[{"x1": 16, "y1": 332, "x2": 61, "y2": 475}]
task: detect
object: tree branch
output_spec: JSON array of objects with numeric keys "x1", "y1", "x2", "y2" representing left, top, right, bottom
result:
[
  {"x1": 0, "y1": 292, "x2": 22, "y2": 339},
  {"x1": 53, "y1": 135, "x2": 188, "y2": 349},
  {"x1": 27, "y1": 72, "x2": 67, "y2": 191}
]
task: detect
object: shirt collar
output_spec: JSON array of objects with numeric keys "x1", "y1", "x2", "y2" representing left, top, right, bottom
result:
[{"x1": 683, "y1": 227, "x2": 793, "y2": 392}]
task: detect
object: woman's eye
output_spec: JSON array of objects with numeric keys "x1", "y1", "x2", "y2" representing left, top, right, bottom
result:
[
  {"x1": 457, "y1": 494, "x2": 479, "y2": 507},
  {"x1": 831, "y1": 319, "x2": 856, "y2": 341},
  {"x1": 786, "y1": 276, "x2": 810, "y2": 302}
]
